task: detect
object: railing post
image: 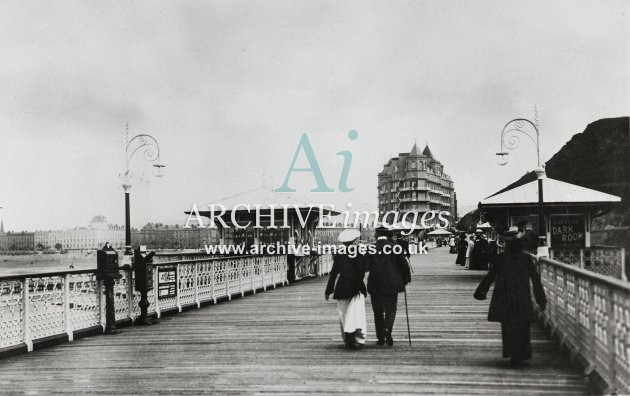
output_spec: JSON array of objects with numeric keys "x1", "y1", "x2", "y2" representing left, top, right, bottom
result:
[
  {"x1": 97, "y1": 280, "x2": 105, "y2": 331},
  {"x1": 620, "y1": 248, "x2": 627, "y2": 281},
  {"x1": 261, "y1": 258, "x2": 266, "y2": 291},
  {"x1": 194, "y1": 262, "x2": 200, "y2": 308},
  {"x1": 23, "y1": 278, "x2": 32, "y2": 352},
  {"x1": 606, "y1": 287, "x2": 616, "y2": 393},
  {"x1": 64, "y1": 275, "x2": 73, "y2": 341},
  {"x1": 271, "y1": 257, "x2": 275, "y2": 288},
  {"x1": 127, "y1": 269, "x2": 135, "y2": 322},
  {"x1": 226, "y1": 261, "x2": 231, "y2": 301},
  {"x1": 559, "y1": 265, "x2": 567, "y2": 341},
  {"x1": 580, "y1": 249, "x2": 585, "y2": 269},
  {"x1": 211, "y1": 261, "x2": 216, "y2": 304},
  {"x1": 588, "y1": 278, "x2": 596, "y2": 374},
  {"x1": 239, "y1": 258, "x2": 244, "y2": 297},
  {"x1": 176, "y1": 265, "x2": 182, "y2": 312},
  {"x1": 154, "y1": 267, "x2": 161, "y2": 319},
  {"x1": 251, "y1": 257, "x2": 255, "y2": 294}
]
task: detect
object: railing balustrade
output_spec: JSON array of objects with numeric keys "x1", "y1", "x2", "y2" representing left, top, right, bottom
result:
[
  {"x1": 550, "y1": 246, "x2": 627, "y2": 281},
  {"x1": 536, "y1": 255, "x2": 630, "y2": 394},
  {"x1": 0, "y1": 254, "x2": 298, "y2": 352}
]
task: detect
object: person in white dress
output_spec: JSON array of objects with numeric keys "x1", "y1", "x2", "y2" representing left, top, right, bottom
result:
[{"x1": 324, "y1": 229, "x2": 368, "y2": 349}]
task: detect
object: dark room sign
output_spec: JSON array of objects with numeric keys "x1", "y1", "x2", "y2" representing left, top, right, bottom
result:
[{"x1": 550, "y1": 215, "x2": 585, "y2": 248}]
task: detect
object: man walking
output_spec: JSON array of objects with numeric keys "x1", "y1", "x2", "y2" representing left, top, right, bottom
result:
[
  {"x1": 367, "y1": 226, "x2": 411, "y2": 347},
  {"x1": 470, "y1": 229, "x2": 490, "y2": 270}
]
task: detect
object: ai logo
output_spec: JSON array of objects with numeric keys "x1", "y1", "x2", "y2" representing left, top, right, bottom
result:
[{"x1": 274, "y1": 130, "x2": 358, "y2": 193}]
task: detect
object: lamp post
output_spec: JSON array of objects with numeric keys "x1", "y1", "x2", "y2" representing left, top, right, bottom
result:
[
  {"x1": 120, "y1": 133, "x2": 165, "y2": 264},
  {"x1": 496, "y1": 118, "x2": 548, "y2": 257}
]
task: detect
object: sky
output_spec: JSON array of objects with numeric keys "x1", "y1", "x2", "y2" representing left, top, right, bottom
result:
[{"x1": 0, "y1": 0, "x2": 628, "y2": 231}]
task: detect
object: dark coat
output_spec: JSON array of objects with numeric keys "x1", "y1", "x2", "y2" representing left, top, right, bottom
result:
[
  {"x1": 470, "y1": 237, "x2": 489, "y2": 270},
  {"x1": 487, "y1": 240, "x2": 498, "y2": 269},
  {"x1": 455, "y1": 237, "x2": 468, "y2": 265},
  {"x1": 474, "y1": 249, "x2": 547, "y2": 323},
  {"x1": 325, "y1": 253, "x2": 366, "y2": 300},
  {"x1": 367, "y1": 239, "x2": 411, "y2": 295}
]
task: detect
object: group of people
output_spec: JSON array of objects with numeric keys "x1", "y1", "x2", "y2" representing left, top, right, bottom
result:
[
  {"x1": 325, "y1": 223, "x2": 547, "y2": 368},
  {"x1": 454, "y1": 229, "x2": 498, "y2": 270},
  {"x1": 325, "y1": 226, "x2": 411, "y2": 349}
]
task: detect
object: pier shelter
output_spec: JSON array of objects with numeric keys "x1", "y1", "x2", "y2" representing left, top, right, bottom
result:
[
  {"x1": 480, "y1": 177, "x2": 620, "y2": 250},
  {"x1": 189, "y1": 186, "x2": 340, "y2": 281}
]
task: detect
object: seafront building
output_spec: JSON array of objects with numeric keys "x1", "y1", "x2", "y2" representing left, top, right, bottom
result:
[
  {"x1": 0, "y1": 232, "x2": 35, "y2": 251},
  {"x1": 32, "y1": 216, "x2": 125, "y2": 251},
  {"x1": 0, "y1": 216, "x2": 218, "y2": 252},
  {"x1": 378, "y1": 143, "x2": 457, "y2": 225},
  {"x1": 131, "y1": 225, "x2": 217, "y2": 249}
]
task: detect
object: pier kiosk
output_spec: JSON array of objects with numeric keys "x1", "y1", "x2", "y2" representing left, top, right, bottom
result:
[
  {"x1": 479, "y1": 177, "x2": 620, "y2": 252},
  {"x1": 188, "y1": 186, "x2": 340, "y2": 282}
]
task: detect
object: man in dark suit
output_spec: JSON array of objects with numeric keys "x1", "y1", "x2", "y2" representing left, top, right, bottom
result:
[
  {"x1": 470, "y1": 229, "x2": 490, "y2": 270},
  {"x1": 367, "y1": 227, "x2": 411, "y2": 346}
]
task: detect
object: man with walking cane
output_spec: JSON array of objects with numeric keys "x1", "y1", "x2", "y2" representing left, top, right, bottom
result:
[{"x1": 367, "y1": 225, "x2": 412, "y2": 347}]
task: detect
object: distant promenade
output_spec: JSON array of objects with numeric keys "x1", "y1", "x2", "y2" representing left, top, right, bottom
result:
[
  {"x1": 0, "y1": 248, "x2": 586, "y2": 395},
  {"x1": 0, "y1": 252, "x2": 97, "y2": 277}
]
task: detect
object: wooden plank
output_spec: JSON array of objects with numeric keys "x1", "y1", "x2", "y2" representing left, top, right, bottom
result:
[{"x1": 0, "y1": 248, "x2": 587, "y2": 394}]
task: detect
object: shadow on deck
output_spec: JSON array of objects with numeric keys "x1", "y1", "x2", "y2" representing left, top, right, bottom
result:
[{"x1": 0, "y1": 248, "x2": 587, "y2": 395}]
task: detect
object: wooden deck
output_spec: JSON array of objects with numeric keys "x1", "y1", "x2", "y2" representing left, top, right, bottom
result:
[{"x1": 0, "y1": 248, "x2": 587, "y2": 395}]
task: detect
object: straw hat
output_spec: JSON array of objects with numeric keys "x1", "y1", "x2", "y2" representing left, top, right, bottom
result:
[
  {"x1": 500, "y1": 226, "x2": 524, "y2": 240},
  {"x1": 338, "y1": 229, "x2": 361, "y2": 243}
]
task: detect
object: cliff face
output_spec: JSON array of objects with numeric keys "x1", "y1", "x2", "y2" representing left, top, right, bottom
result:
[
  {"x1": 546, "y1": 117, "x2": 629, "y2": 205},
  {"x1": 456, "y1": 209, "x2": 480, "y2": 231},
  {"x1": 487, "y1": 117, "x2": 630, "y2": 226}
]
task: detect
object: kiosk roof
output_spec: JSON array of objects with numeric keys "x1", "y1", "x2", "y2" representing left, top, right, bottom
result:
[{"x1": 480, "y1": 178, "x2": 621, "y2": 207}]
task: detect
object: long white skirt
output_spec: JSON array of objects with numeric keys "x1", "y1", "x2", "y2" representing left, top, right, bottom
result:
[{"x1": 337, "y1": 294, "x2": 367, "y2": 345}]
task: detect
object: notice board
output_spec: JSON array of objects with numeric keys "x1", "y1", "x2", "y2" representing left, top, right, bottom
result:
[
  {"x1": 550, "y1": 214, "x2": 585, "y2": 248},
  {"x1": 157, "y1": 267, "x2": 177, "y2": 299}
]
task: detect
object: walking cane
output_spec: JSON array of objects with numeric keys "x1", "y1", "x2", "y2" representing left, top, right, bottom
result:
[
  {"x1": 403, "y1": 256, "x2": 412, "y2": 346},
  {"x1": 404, "y1": 286, "x2": 411, "y2": 346}
]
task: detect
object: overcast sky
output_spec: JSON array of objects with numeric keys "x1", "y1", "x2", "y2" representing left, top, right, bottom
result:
[{"x1": 0, "y1": 0, "x2": 628, "y2": 231}]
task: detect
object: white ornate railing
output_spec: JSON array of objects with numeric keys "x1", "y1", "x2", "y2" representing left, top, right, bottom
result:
[
  {"x1": 152, "y1": 251, "x2": 211, "y2": 264},
  {"x1": 318, "y1": 254, "x2": 334, "y2": 276},
  {"x1": 550, "y1": 246, "x2": 627, "y2": 281},
  {"x1": 0, "y1": 254, "x2": 288, "y2": 352},
  {"x1": 536, "y1": 255, "x2": 630, "y2": 394}
]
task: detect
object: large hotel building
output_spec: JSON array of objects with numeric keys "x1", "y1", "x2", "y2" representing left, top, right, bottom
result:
[{"x1": 378, "y1": 143, "x2": 457, "y2": 224}]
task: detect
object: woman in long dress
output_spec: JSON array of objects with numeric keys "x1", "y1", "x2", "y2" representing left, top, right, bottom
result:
[
  {"x1": 455, "y1": 232, "x2": 467, "y2": 265},
  {"x1": 474, "y1": 226, "x2": 547, "y2": 366},
  {"x1": 463, "y1": 233, "x2": 475, "y2": 268},
  {"x1": 325, "y1": 229, "x2": 367, "y2": 349}
]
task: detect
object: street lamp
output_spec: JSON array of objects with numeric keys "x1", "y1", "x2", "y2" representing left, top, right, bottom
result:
[
  {"x1": 496, "y1": 118, "x2": 548, "y2": 257},
  {"x1": 120, "y1": 133, "x2": 165, "y2": 264}
]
